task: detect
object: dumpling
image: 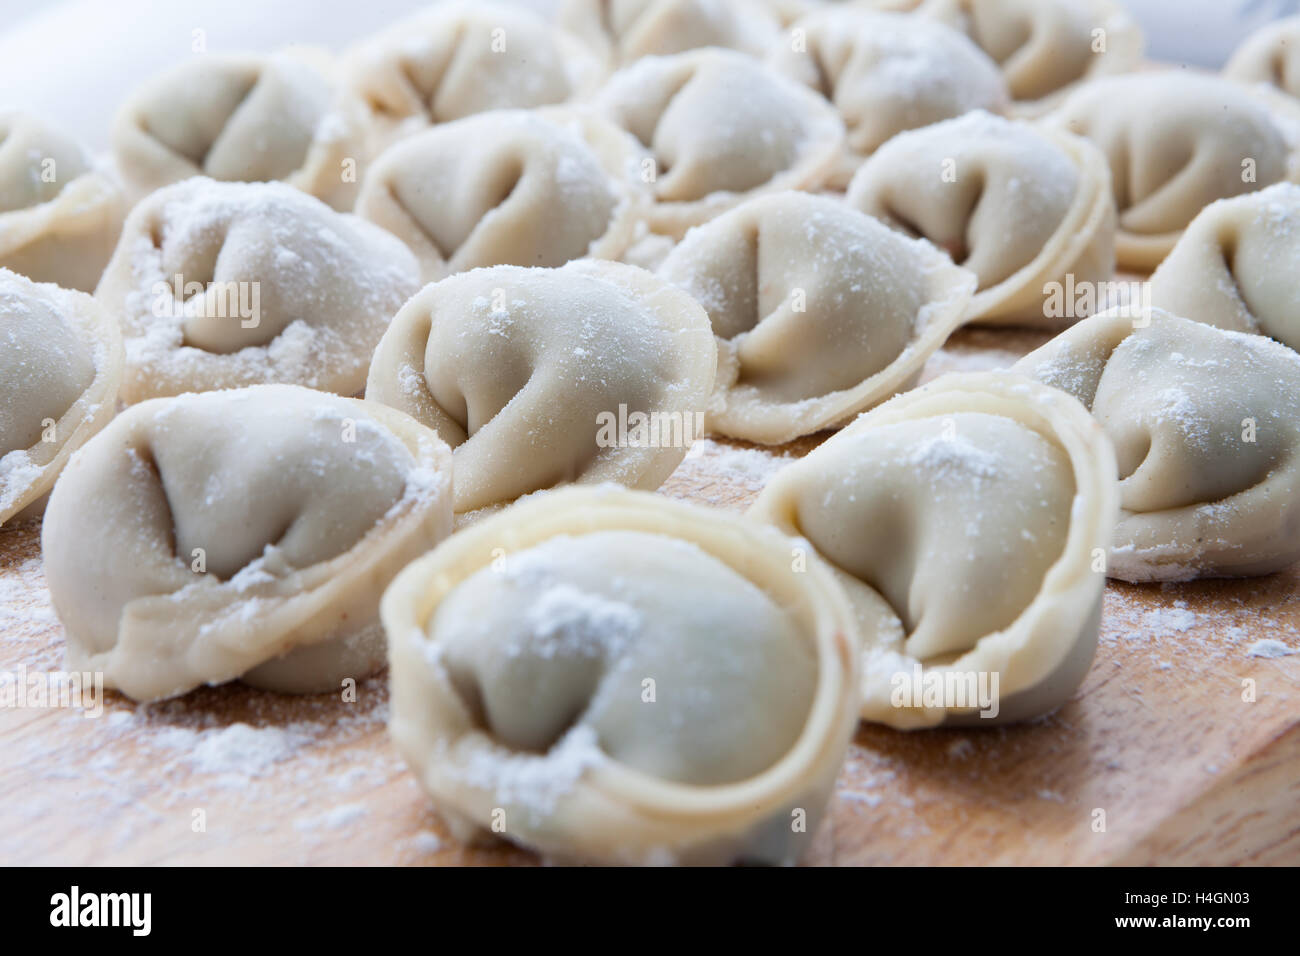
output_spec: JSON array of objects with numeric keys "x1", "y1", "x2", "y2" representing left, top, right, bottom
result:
[
  {"x1": 1225, "y1": 16, "x2": 1300, "y2": 100},
  {"x1": 766, "y1": 10, "x2": 1008, "y2": 187},
  {"x1": 762, "y1": 0, "x2": 927, "y2": 26},
  {"x1": 846, "y1": 111, "x2": 1116, "y2": 326},
  {"x1": 344, "y1": 2, "x2": 604, "y2": 150},
  {"x1": 95, "y1": 177, "x2": 420, "y2": 404},
  {"x1": 1149, "y1": 182, "x2": 1300, "y2": 352},
  {"x1": 356, "y1": 109, "x2": 650, "y2": 283},
  {"x1": 918, "y1": 0, "x2": 1144, "y2": 110},
  {"x1": 1014, "y1": 307, "x2": 1300, "y2": 582},
  {"x1": 1044, "y1": 72, "x2": 1300, "y2": 271},
  {"x1": 0, "y1": 112, "x2": 125, "y2": 293},
  {"x1": 657, "y1": 191, "x2": 976, "y2": 444},
  {"x1": 559, "y1": 0, "x2": 781, "y2": 65},
  {"x1": 381, "y1": 485, "x2": 860, "y2": 865},
  {"x1": 112, "y1": 49, "x2": 368, "y2": 211},
  {"x1": 42, "y1": 385, "x2": 453, "y2": 701},
  {"x1": 771, "y1": 0, "x2": 927, "y2": 18},
  {"x1": 593, "y1": 48, "x2": 844, "y2": 237},
  {"x1": 750, "y1": 371, "x2": 1118, "y2": 729},
  {"x1": 365, "y1": 260, "x2": 716, "y2": 514},
  {"x1": 1, "y1": 269, "x2": 122, "y2": 527}
]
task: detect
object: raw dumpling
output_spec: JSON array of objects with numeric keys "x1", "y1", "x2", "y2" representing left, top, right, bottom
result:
[
  {"x1": 750, "y1": 371, "x2": 1118, "y2": 729},
  {"x1": 112, "y1": 49, "x2": 368, "y2": 211},
  {"x1": 559, "y1": 0, "x2": 781, "y2": 64},
  {"x1": 43, "y1": 385, "x2": 453, "y2": 701},
  {"x1": 593, "y1": 48, "x2": 844, "y2": 237},
  {"x1": 1014, "y1": 307, "x2": 1300, "y2": 582},
  {"x1": 0, "y1": 112, "x2": 125, "y2": 293},
  {"x1": 657, "y1": 191, "x2": 976, "y2": 444},
  {"x1": 1, "y1": 269, "x2": 122, "y2": 527},
  {"x1": 356, "y1": 109, "x2": 650, "y2": 283},
  {"x1": 919, "y1": 0, "x2": 1144, "y2": 110},
  {"x1": 767, "y1": 10, "x2": 1008, "y2": 187},
  {"x1": 96, "y1": 178, "x2": 420, "y2": 404},
  {"x1": 365, "y1": 260, "x2": 716, "y2": 514},
  {"x1": 1044, "y1": 72, "x2": 1300, "y2": 271},
  {"x1": 344, "y1": 2, "x2": 603, "y2": 150},
  {"x1": 762, "y1": 0, "x2": 927, "y2": 25},
  {"x1": 1225, "y1": 16, "x2": 1300, "y2": 100},
  {"x1": 846, "y1": 111, "x2": 1116, "y2": 326},
  {"x1": 381, "y1": 485, "x2": 860, "y2": 865},
  {"x1": 1149, "y1": 182, "x2": 1300, "y2": 352}
]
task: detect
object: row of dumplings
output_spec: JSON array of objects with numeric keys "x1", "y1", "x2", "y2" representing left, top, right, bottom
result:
[
  {"x1": 6, "y1": 1, "x2": 1300, "y2": 864},
  {"x1": 8, "y1": 1, "x2": 1300, "y2": 280}
]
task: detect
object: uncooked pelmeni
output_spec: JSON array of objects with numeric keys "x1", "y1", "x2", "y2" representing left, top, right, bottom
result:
[
  {"x1": 366, "y1": 260, "x2": 716, "y2": 514},
  {"x1": 750, "y1": 372, "x2": 1118, "y2": 729},
  {"x1": 112, "y1": 49, "x2": 368, "y2": 211},
  {"x1": 1045, "y1": 73, "x2": 1300, "y2": 271},
  {"x1": 1, "y1": 269, "x2": 122, "y2": 528},
  {"x1": 846, "y1": 111, "x2": 1116, "y2": 326},
  {"x1": 767, "y1": 10, "x2": 1007, "y2": 187},
  {"x1": 593, "y1": 48, "x2": 844, "y2": 237},
  {"x1": 381, "y1": 486, "x2": 860, "y2": 865},
  {"x1": 1014, "y1": 308, "x2": 1300, "y2": 582},
  {"x1": 559, "y1": 0, "x2": 781, "y2": 65},
  {"x1": 1226, "y1": 16, "x2": 1300, "y2": 100},
  {"x1": 96, "y1": 178, "x2": 419, "y2": 404},
  {"x1": 1149, "y1": 183, "x2": 1300, "y2": 352},
  {"x1": 657, "y1": 191, "x2": 976, "y2": 444},
  {"x1": 0, "y1": 112, "x2": 125, "y2": 293},
  {"x1": 918, "y1": 0, "x2": 1144, "y2": 110},
  {"x1": 356, "y1": 109, "x2": 650, "y2": 283},
  {"x1": 43, "y1": 385, "x2": 453, "y2": 701},
  {"x1": 344, "y1": 2, "x2": 603, "y2": 151},
  {"x1": 762, "y1": 0, "x2": 926, "y2": 25}
]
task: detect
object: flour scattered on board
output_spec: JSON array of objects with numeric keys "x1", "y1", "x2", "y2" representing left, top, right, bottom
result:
[
  {"x1": 295, "y1": 803, "x2": 369, "y2": 832},
  {"x1": 407, "y1": 832, "x2": 445, "y2": 855},
  {"x1": 662, "y1": 438, "x2": 795, "y2": 509},
  {"x1": 0, "y1": 533, "x2": 404, "y2": 862},
  {"x1": 1102, "y1": 583, "x2": 1300, "y2": 665},
  {"x1": 1247, "y1": 639, "x2": 1297, "y2": 659}
]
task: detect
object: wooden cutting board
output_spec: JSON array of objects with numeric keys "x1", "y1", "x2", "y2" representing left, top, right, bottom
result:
[{"x1": 1, "y1": 325, "x2": 1298, "y2": 866}]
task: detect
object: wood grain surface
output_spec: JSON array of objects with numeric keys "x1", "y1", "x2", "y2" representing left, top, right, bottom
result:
[{"x1": 2, "y1": 325, "x2": 1298, "y2": 867}]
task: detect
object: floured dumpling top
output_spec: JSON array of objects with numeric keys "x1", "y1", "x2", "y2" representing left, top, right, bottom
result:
[
  {"x1": 1226, "y1": 16, "x2": 1300, "y2": 101},
  {"x1": 593, "y1": 48, "x2": 844, "y2": 236},
  {"x1": 344, "y1": 2, "x2": 604, "y2": 150},
  {"x1": 559, "y1": 0, "x2": 781, "y2": 65},
  {"x1": 750, "y1": 372, "x2": 1117, "y2": 729},
  {"x1": 356, "y1": 109, "x2": 650, "y2": 283},
  {"x1": 1015, "y1": 308, "x2": 1300, "y2": 582},
  {"x1": 919, "y1": 0, "x2": 1144, "y2": 110},
  {"x1": 0, "y1": 112, "x2": 125, "y2": 294},
  {"x1": 112, "y1": 49, "x2": 368, "y2": 211},
  {"x1": 1045, "y1": 72, "x2": 1300, "y2": 270},
  {"x1": 658, "y1": 191, "x2": 976, "y2": 444},
  {"x1": 767, "y1": 10, "x2": 1008, "y2": 186},
  {"x1": 1, "y1": 269, "x2": 122, "y2": 527},
  {"x1": 1150, "y1": 182, "x2": 1300, "y2": 352},
  {"x1": 846, "y1": 111, "x2": 1116, "y2": 326},
  {"x1": 96, "y1": 178, "x2": 420, "y2": 404},
  {"x1": 42, "y1": 385, "x2": 453, "y2": 701},
  {"x1": 366, "y1": 260, "x2": 716, "y2": 514},
  {"x1": 381, "y1": 486, "x2": 860, "y2": 865}
]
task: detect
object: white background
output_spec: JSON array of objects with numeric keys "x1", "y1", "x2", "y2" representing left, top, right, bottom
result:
[{"x1": 0, "y1": 0, "x2": 1295, "y2": 151}]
